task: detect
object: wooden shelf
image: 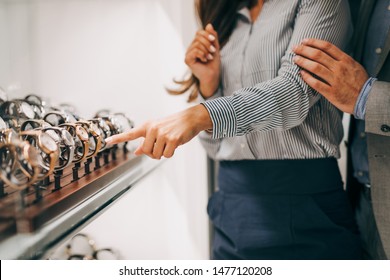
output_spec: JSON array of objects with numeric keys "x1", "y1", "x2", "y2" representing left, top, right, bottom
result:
[{"x1": 0, "y1": 153, "x2": 161, "y2": 259}]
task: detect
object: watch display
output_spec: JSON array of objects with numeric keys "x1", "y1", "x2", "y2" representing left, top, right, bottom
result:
[{"x1": 0, "y1": 91, "x2": 135, "y2": 237}]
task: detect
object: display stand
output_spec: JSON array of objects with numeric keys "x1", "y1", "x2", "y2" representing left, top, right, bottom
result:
[{"x1": 0, "y1": 152, "x2": 161, "y2": 259}]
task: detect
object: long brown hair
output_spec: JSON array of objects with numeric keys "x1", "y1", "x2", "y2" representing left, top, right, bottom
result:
[{"x1": 167, "y1": 0, "x2": 257, "y2": 102}]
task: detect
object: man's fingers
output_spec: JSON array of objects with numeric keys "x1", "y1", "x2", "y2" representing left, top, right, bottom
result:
[
  {"x1": 300, "y1": 38, "x2": 345, "y2": 61},
  {"x1": 294, "y1": 55, "x2": 333, "y2": 85},
  {"x1": 105, "y1": 125, "x2": 146, "y2": 145},
  {"x1": 300, "y1": 70, "x2": 332, "y2": 97},
  {"x1": 293, "y1": 44, "x2": 336, "y2": 71}
]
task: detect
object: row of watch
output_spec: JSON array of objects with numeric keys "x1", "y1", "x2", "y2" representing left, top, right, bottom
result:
[{"x1": 0, "y1": 87, "x2": 134, "y2": 191}]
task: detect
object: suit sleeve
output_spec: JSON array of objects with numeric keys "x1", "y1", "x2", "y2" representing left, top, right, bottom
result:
[{"x1": 366, "y1": 81, "x2": 390, "y2": 136}]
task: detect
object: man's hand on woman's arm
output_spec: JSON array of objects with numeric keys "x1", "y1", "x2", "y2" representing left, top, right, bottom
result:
[{"x1": 293, "y1": 38, "x2": 369, "y2": 114}]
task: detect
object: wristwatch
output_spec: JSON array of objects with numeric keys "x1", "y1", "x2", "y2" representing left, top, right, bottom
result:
[
  {"x1": 88, "y1": 118, "x2": 112, "y2": 151},
  {"x1": 42, "y1": 127, "x2": 76, "y2": 171},
  {"x1": 0, "y1": 116, "x2": 22, "y2": 132},
  {"x1": 94, "y1": 109, "x2": 111, "y2": 118},
  {"x1": 59, "y1": 123, "x2": 90, "y2": 163},
  {"x1": 43, "y1": 110, "x2": 78, "y2": 126},
  {"x1": 111, "y1": 112, "x2": 134, "y2": 133},
  {"x1": 24, "y1": 94, "x2": 46, "y2": 119},
  {"x1": 58, "y1": 103, "x2": 82, "y2": 119},
  {"x1": 0, "y1": 128, "x2": 19, "y2": 145},
  {"x1": 0, "y1": 100, "x2": 37, "y2": 132},
  {"x1": 0, "y1": 137, "x2": 40, "y2": 190},
  {"x1": 0, "y1": 100, "x2": 37, "y2": 120},
  {"x1": 20, "y1": 130, "x2": 60, "y2": 178},
  {"x1": 76, "y1": 120, "x2": 103, "y2": 158},
  {"x1": 20, "y1": 119, "x2": 52, "y2": 132}
]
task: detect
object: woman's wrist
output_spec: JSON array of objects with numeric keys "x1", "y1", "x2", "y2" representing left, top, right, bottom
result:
[{"x1": 199, "y1": 79, "x2": 220, "y2": 99}]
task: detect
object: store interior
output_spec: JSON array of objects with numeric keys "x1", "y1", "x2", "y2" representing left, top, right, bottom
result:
[
  {"x1": 0, "y1": 0, "x2": 352, "y2": 260},
  {"x1": 0, "y1": 0, "x2": 211, "y2": 260}
]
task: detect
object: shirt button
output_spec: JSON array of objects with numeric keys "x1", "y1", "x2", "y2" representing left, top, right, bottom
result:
[
  {"x1": 375, "y1": 47, "x2": 382, "y2": 54},
  {"x1": 381, "y1": 124, "x2": 390, "y2": 132},
  {"x1": 360, "y1": 132, "x2": 366, "y2": 138},
  {"x1": 357, "y1": 171, "x2": 364, "y2": 177},
  {"x1": 240, "y1": 143, "x2": 245, "y2": 149}
]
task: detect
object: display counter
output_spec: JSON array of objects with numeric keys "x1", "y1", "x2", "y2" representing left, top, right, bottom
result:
[{"x1": 0, "y1": 155, "x2": 161, "y2": 260}]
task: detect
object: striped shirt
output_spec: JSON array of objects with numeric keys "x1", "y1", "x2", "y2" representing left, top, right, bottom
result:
[{"x1": 199, "y1": 0, "x2": 352, "y2": 160}]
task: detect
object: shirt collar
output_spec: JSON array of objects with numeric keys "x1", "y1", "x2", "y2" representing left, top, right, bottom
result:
[{"x1": 237, "y1": 7, "x2": 252, "y2": 23}]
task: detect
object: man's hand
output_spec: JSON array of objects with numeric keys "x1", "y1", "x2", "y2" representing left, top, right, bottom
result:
[
  {"x1": 293, "y1": 38, "x2": 369, "y2": 114},
  {"x1": 105, "y1": 104, "x2": 213, "y2": 159}
]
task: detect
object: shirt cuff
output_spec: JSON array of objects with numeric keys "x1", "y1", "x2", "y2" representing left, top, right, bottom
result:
[
  {"x1": 201, "y1": 96, "x2": 237, "y2": 139},
  {"x1": 353, "y1": 77, "x2": 377, "y2": 120}
]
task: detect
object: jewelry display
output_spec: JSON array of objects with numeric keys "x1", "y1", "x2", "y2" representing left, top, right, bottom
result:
[{"x1": 0, "y1": 92, "x2": 135, "y2": 237}]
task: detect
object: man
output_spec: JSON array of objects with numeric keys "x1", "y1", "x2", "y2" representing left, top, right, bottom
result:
[{"x1": 293, "y1": 0, "x2": 390, "y2": 259}]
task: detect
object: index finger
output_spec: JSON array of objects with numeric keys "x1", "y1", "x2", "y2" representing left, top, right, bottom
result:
[
  {"x1": 105, "y1": 125, "x2": 146, "y2": 145},
  {"x1": 301, "y1": 38, "x2": 345, "y2": 61}
]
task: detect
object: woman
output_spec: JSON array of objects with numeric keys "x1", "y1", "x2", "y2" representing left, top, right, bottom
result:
[{"x1": 106, "y1": 0, "x2": 362, "y2": 259}]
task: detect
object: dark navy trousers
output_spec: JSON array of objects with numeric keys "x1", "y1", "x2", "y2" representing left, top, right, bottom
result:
[{"x1": 207, "y1": 158, "x2": 363, "y2": 260}]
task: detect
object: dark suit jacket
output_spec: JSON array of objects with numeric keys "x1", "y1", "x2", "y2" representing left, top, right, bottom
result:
[{"x1": 347, "y1": 0, "x2": 390, "y2": 258}]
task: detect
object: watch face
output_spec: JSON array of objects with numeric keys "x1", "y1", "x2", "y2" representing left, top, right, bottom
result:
[
  {"x1": 61, "y1": 129, "x2": 75, "y2": 146},
  {"x1": 76, "y1": 126, "x2": 89, "y2": 141},
  {"x1": 90, "y1": 123, "x2": 101, "y2": 136},
  {"x1": 44, "y1": 112, "x2": 64, "y2": 126},
  {"x1": 96, "y1": 118, "x2": 110, "y2": 136},
  {"x1": 113, "y1": 114, "x2": 133, "y2": 133},
  {"x1": 45, "y1": 129, "x2": 61, "y2": 143},
  {"x1": 20, "y1": 101, "x2": 36, "y2": 119},
  {"x1": 88, "y1": 138, "x2": 96, "y2": 151},
  {"x1": 64, "y1": 110, "x2": 78, "y2": 123},
  {"x1": 40, "y1": 132, "x2": 58, "y2": 152},
  {"x1": 25, "y1": 94, "x2": 43, "y2": 106}
]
